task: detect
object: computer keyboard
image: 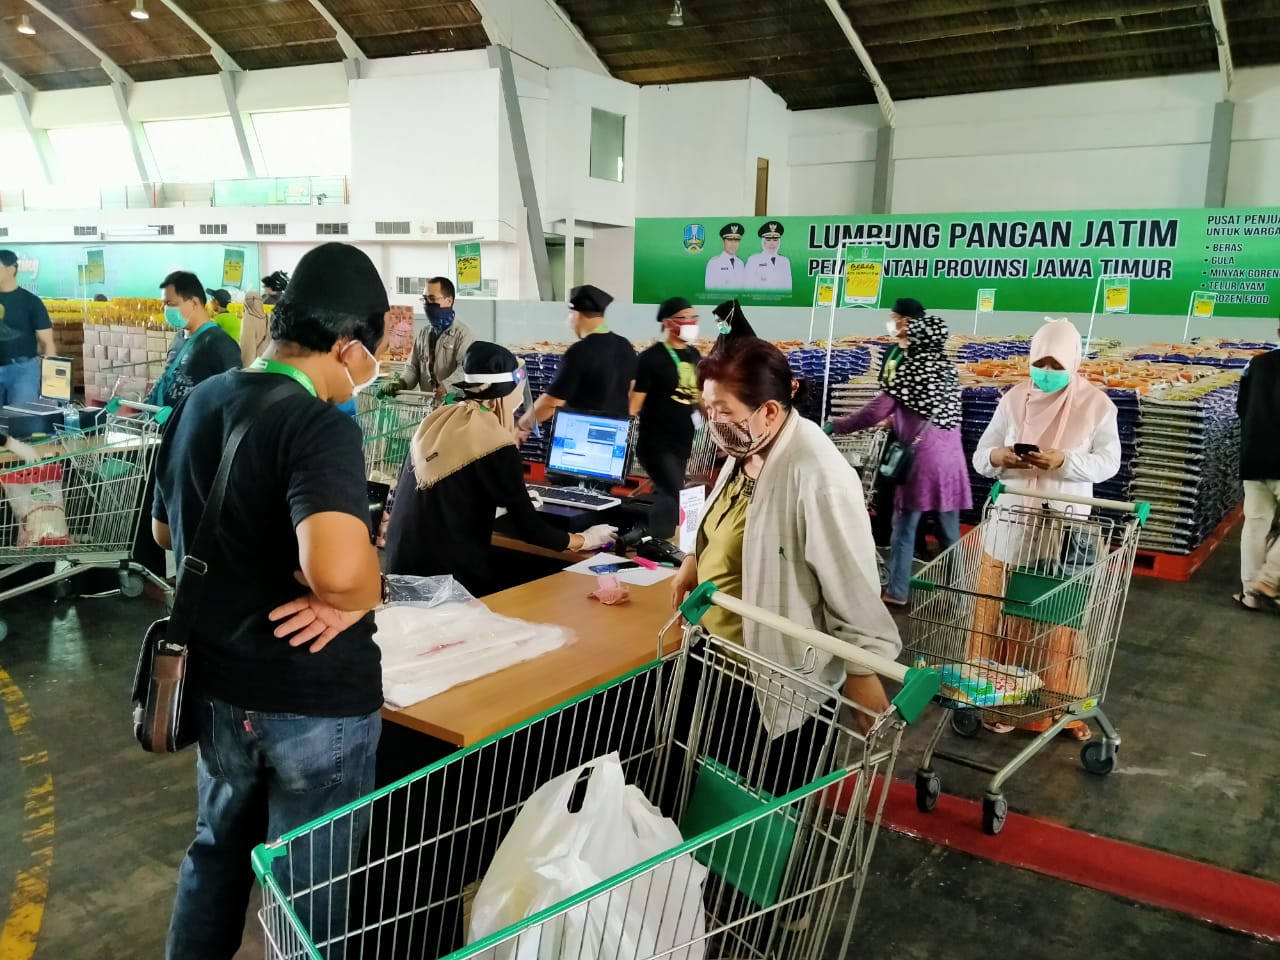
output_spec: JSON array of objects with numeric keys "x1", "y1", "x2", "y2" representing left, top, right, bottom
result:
[{"x1": 526, "y1": 483, "x2": 621, "y2": 512}]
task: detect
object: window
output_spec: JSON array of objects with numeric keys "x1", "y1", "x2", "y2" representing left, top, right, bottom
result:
[
  {"x1": 589, "y1": 108, "x2": 625, "y2": 183},
  {"x1": 396, "y1": 277, "x2": 431, "y2": 295},
  {"x1": 47, "y1": 125, "x2": 140, "y2": 187},
  {"x1": 249, "y1": 107, "x2": 350, "y2": 178},
  {"x1": 0, "y1": 130, "x2": 46, "y2": 188},
  {"x1": 143, "y1": 116, "x2": 246, "y2": 183}
]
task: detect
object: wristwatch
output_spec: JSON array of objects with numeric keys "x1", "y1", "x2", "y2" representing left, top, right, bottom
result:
[{"x1": 380, "y1": 574, "x2": 391, "y2": 605}]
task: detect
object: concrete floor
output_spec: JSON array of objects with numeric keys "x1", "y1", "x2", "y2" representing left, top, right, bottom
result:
[{"x1": 0, "y1": 531, "x2": 1276, "y2": 959}]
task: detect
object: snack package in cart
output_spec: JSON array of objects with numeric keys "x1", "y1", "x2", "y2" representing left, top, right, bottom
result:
[
  {"x1": 932, "y1": 657, "x2": 1045, "y2": 709},
  {"x1": 1, "y1": 463, "x2": 71, "y2": 547}
]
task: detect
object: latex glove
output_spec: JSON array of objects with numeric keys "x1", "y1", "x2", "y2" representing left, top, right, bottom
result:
[
  {"x1": 823, "y1": 421, "x2": 836, "y2": 436},
  {"x1": 580, "y1": 524, "x2": 618, "y2": 551}
]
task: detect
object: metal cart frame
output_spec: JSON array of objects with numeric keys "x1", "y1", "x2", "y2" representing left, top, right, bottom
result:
[
  {"x1": 252, "y1": 586, "x2": 939, "y2": 960},
  {"x1": 904, "y1": 482, "x2": 1150, "y2": 834},
  {"x1": 0, "y1": 400, "x2": 173, "y2": 642},
  {"x1": 356, "y1": 390, "x2": 437, "y2": 485},
  {"x1": 830, "y1": 429, "x2": 888, "y2": 506}
]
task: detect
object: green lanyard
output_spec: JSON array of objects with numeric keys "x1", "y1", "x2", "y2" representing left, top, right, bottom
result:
[
  {"x1": 249, "y1": 357, "x2": 318, "y2": 397},
  {"x1": 586, "y1": 325, "x2": 611, "y2": 335}
]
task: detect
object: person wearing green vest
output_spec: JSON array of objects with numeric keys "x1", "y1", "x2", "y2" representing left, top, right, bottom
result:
[
  {"x1": 630, "y1": 297, "x2": 703, "y2": 539},
  {"x1": 517, "y1": 284, "x2": 637, "y2": 437},
  {"x1": 147, "y1": 271, "x2": 241, "y2": 408}
]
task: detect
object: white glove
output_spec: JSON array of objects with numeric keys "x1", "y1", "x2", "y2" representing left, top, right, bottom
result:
[{"x1": 580, "y1": 524, "x2": 618, "y2": 551}]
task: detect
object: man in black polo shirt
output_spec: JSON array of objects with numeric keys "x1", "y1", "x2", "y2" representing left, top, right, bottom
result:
[
  {"x1": 154, "y1": 242, "x2": 388, "y2": 959},
  {"x1": 518, "y1": 284, "x2": 637, "y2": 433},
  {"x1": 630, "y1": 297, "x2": 702, "y2": 539},
  {"x1": 0, "y1": 249, "x2": 55, "y2": 407}
]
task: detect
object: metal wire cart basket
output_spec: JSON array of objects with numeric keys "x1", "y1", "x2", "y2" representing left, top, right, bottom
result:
[{"x1": 253, "y1": 585, "x2": 940, "y2": 959}]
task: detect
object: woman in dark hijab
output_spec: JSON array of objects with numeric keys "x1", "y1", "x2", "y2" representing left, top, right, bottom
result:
[{"x1": 712, "y1": 299, "x2": 755, "y2": 350}]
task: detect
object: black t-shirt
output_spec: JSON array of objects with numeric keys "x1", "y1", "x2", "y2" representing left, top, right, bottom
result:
[
  {"x1": 147, "y1": 323, "x2": 242, "y2": 408},
  {"x1": 547, "y1": 331, "x2": 637, "y2": 418},
  {"x1": 0, "y1": 288, "x2": 51, "y2": 363},
  {"x1": 635, "y1": 341, "x2": 701, "y2": 452},
  {"x1": 1239, "y1": 349, "x2": 1280, "y2": 481},
  {"x1": 152, "y1": 370, "x2": 381, "y2": 717},
  {"x1": 383, "y1": 443, "x2": 568, "y2": 597}
]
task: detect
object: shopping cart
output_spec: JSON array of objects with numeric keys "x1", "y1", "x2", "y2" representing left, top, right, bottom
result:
[
  {"x1": 904, "y1": 481, "x2": 1150, "y2": 835},
  {"x1": 0, "y1": 400, "x2": 173, "y2": 642},
  {"x1": 630, "y1": 423, "x2": 723, "y2": 486},
  {"x1": 830, "y1": 429, "x2": 888, "y2": 505},
  {"x1": 253, "y1": 585, "x2": 940, "y2": 960},
  {"x1": 355, "y1": 390, "x2": 436, "y2": 485}
]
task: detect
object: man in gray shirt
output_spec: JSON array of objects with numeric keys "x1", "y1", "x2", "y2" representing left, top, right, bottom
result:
[{"x1": 385, "y1": 276, "x2": 473, "y2": 399}]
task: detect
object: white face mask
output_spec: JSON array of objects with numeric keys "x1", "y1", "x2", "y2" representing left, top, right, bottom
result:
[
  {"x1": 885, "y1": 319, "x2": 900, "y2": 336},
  {"x1": 344, "y1": 342, "x2": 380, "y2": 396},
  {"x1": 678, "y1": 323, "x2": 699, "y2": 343}
]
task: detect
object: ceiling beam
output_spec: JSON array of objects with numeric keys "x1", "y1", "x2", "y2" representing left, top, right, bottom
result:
[
  {"x1": 1206, "y1": 0, "x2": 1234, "y2": 96},
  {"x1": 475, "y1": 0, "x2": 611, "y2": 76},
  {"x1": 1, "y1": 64, "x2": 56, "y2": 184},
  {"x1": 21, "y1": 0, "x2": 132, "y2": 85},
  {"x1": 821, "y1": 0, "x2": 894, "y2": 126},
  {"x1": 0, "y1": 58, "x2": 35, "y2": 99},
  {"x1": 301, "y1": 0, "x2": 367, "y2": 63},
  {"x1": 220, "y1": 71, "x2": 257, "y2": 178},
  {"x1": 112, "y1": 81, "x2": 158, "y2": 184},
  {"x1": 152, "y1": 0, "x2": 243, "y2": 72}
]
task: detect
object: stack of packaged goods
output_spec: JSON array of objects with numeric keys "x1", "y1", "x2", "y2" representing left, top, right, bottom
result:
[
  {"x1": 76, "y1": 300, "x2": 173, "y2": 404},
  {"x1": 784, "y1": 344, "x2": 873, "y2": 422}
]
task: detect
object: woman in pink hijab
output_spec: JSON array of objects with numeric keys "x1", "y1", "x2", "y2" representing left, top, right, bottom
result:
[{"x1": 971, "y1": 318, "x2": 1121, "y2": 740}]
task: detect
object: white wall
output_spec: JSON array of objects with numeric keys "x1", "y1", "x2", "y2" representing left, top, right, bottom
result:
[
  {"x1": 787, "y1": 105, "x2": 881, "y2": 215},
  {"x1": 475, "y1": 0, "x2": 607, "y2": 76},
  {"x1": 746, "y1": 79, "x2": 791, "y2": 215},
  {"x1": 582, "y1": 226, "x2": 635, "y2": 303},
  {"x1": 1227, "y1": 66, "x2": 1280, "y2": 206}
]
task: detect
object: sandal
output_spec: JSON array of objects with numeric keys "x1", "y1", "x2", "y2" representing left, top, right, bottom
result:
[
  {"x1": 1233, "y1": 591, "x2": 1265, "y2": 611},
  {"x1": 1062, "y1": 721, "x2": 1092, "y2": 742},
  {"x1": 982, "y1": 721, "x2": 1015, "y2": 734},
  {"x1": 881, "y1": 593, "x2": 908, "y2": 608}
]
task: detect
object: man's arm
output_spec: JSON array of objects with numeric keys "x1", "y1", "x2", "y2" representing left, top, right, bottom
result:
[
  {"x1": 152, "y1": 519, "x2": 172, "y2": 551},
  {"x1": 295, "y1": 512, "x2": 382, "y2": 611},
  {"x1": 629, "y1": 390, "x2": 646, "y2": 417},
  {"x1": 399, "y1": 334, "x2": 424, "y2": 391},
  {"x1": 35, "y1": 329, "x2": 55, "y2": 357}
]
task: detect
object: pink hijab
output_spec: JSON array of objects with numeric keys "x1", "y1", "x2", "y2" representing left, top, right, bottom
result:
[{"x1": 1006, "y1": 319, "x2": 1114, "y2": 450}]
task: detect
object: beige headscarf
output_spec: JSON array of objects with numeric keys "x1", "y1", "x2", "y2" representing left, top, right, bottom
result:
[
  {"x1": 410, "y1": 396, "x2": 518, "y2": 489},
  {"x1": 239, "y1": 292, "x2": 270, "y2": 367},
  {"x1": 1005, "y1": 318, "x2": 1115, "y2": 451}
]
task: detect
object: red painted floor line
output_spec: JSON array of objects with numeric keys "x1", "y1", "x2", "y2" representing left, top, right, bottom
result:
[{"x1": 830, "y1": 778, "x2": 1280, "y2": 943}]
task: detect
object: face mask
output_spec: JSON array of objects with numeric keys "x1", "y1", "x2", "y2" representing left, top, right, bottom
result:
[
  {"x1": 678, "y1": 323, "x2": 699, "y2": 343},
  {"x1": 717, "y1": 320, "x2": 732, "y2": 336},
  {"x1": 163, "y1": 305, "x2": 186, "y2": 330},
  {"x1": 1031, "y1": 367, "x2": 1072, "y2": 393},
  {"x1": 425, "y1": 303, "x2": 455, "y2": 332},
  {"x1": 885, "y1": 320, "x2": 900, "y2": 336},
  {"x1": 343, "y1": 342, "x2": 381, "y2": 396},
  {"x1": 708, "y1": 406, "x2": 770, "y2": 459}
]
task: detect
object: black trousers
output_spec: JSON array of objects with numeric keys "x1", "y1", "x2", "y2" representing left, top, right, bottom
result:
[{"x1": 638, "y1": 440, "x2": 691, "y2": 540}]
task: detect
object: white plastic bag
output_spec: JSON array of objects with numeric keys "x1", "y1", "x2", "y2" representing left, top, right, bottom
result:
[
  {"x1": 468, "y1": 753, "x2": 707, "y2": 960},
  {"x1": 0, "y1": 464, "x2": 70, "y2": 547}
]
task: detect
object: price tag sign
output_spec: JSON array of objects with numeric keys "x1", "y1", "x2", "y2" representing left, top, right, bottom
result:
[
  {"x1": 976, "y1": 288, "x2": 996, "y2": 313},
  {"x1": 1103, "y1": 278, "x2": 1130, "y2": 314},
  {"x1": 84, "y1": 248, "x2": 105, "y2": 285},
  {"x1": 222, "y1": 248, "x2": 245, "y2": 288},
  {"x1": 1192, "y1": 291, "x2": 1217, "y2": 317},
  {"x1": 455, "y1": 241, "x2": 482, "y2": 291},
  {"x1": 816, "y1": 276, "x2": 836, "y2": 306},
  {"x1": 843, "y1": 259, "x2": 883, "y2": 305}
]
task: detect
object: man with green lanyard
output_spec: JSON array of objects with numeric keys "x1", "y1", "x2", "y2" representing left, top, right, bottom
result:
[
  {"x1": 517, "y1": 284, "x2": 637, "y2": 435},
  {"x1": 146, "y1": 270, "x2": 242, "y2": 408},
  {"x1": 630, "y1": 297, "x2": 703, "y2": 539}
]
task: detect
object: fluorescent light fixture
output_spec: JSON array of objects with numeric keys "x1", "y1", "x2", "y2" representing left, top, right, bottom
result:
[
  {"x1": 666, "y1": 1, "x2": 683, "y2": 27},
  {"x1": 17, "y1": 14, "x2": 36, "y2": 35},
  {"x1": 131, "y1": 0, "x2": 150, "y2": 20}
]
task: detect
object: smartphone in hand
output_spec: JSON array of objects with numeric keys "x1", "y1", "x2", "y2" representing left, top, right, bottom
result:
[{"x1": 1013, "y1": 443, "x2": 1041, "y2": 458}]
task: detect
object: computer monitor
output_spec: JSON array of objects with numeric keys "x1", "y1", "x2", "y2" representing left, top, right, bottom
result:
[
  {"x1": 40, "y1": 356, "x2": 74, "y2": 404},
  {"x1": 546, "y1": 411, "x2": 632, "y2": 485}
]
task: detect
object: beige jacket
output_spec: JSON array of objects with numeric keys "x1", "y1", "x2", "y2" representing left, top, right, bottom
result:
[
  {"x1": 702, "y1": 411, "x2": 901, "y2": 737},
  {"x1": 239, "y1": 293, "x2": 270, "y2": 367},
  {"x1": 401, "y1": 321, "x2": 475, "y2": 394}
]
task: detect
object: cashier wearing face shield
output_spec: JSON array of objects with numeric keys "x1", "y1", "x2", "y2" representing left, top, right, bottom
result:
[{"x1": 383, "y1": 342, "x2": 616, "y2": 596}]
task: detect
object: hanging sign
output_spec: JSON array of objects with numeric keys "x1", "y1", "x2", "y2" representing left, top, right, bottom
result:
[
  {"x1": 222, "y1": 248, "x2": 245, "y2": 288},
  {"x1": 455, "y1": 241, "x2": 482, "y2": 292},
  {"x1": 815, "y1": 276, "x2": 836, "y2": 306},
  {"x1": 84, "y1": 248, "x2": 105, "y2": 285},
  {"x1": 842, "y1": 246, "x2": 884, "y2": 305},
  {"x1": 1192, "y1": 291, "x2": 1217, "y2": 317},
  {"x1": 1103, "y1": 277, "x2": 1131, "y2": 313},
  {"x1": 976, "y1": 288, "x2": 996, "y2": 313}
]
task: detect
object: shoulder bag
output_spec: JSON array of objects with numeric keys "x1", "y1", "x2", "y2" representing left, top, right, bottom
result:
[
  {"x1": 879, "y1": 421, "x2": 932, "y2": 484},
  {"x1": 132, "y1": 383, "x2": 293, "y2": 753}
]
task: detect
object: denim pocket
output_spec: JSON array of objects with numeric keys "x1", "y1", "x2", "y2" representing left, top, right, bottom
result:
[
  {"x1": 263, "y1": 715, "x2": 348, "y2": 794},
  {"x1": 196, "y1": 699, "x2": 228, "y2": 780}
]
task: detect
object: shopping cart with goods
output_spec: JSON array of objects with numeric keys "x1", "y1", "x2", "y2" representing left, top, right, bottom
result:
[
  {"x1": 355, "y1": 389, "x2": 436, "y2": 486},
  {"x1": 830, "y1": 429, "x2": 889, "y2": 506},
  {"x1": 904, "y1": 481, "x2": 1150, "y2": 834},
  {"x1": 0, "y1": 400, "x2": 173, "y2": 642},
  {"x1": 253, "y1": 584, "x2": 940, "y2": 960}
]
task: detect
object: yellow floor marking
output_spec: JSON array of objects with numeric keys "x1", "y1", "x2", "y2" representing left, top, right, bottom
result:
[{"x1": 0, "y1": 666, "x2": 54, "y2": 960}]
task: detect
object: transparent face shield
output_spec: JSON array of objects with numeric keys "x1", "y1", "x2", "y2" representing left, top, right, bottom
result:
[{"x1": 460, "y1": 361, "x2": 536, "y2": 433}]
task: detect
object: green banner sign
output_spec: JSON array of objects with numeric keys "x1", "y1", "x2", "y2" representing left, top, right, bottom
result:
[{"x1": 634, "y1": 208, "x2": 1280, "y2": 317}]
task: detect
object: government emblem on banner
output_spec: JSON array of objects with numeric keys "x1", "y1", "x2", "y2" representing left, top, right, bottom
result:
[{"x1": 682, "y1": 223, "x2": 706, "y2": 253}]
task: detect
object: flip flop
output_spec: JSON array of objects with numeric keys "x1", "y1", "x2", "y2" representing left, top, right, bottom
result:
[
  {"x1": 982, "y1": 721, "x2": 1015, "y2": 734},
  {"x1": 880, "y1": 594, "x2": 908, "y2": 608},
  {"x1": 1233, "y1": 592, "x2": 1263, "y2": 611}
]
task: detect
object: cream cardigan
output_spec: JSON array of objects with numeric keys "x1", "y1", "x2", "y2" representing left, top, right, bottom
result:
[{"x1": 700, "y1": 411, "x2": 902, "y2": 737}]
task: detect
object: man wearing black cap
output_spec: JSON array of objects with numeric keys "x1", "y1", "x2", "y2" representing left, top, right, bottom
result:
[
  {"x1": 745, "y1": 221, "x2": 793, "y2": 291},
  {"x1": 154, "y1": 242, "x2": 389, "y2": 959},
  {"x1": 629, "y1": 298, "x2": 703, "y2": 539},
  {"x1": 705, "y1": 222, "x2": 746, "y2": 290},
  {"x1": 518, "y1": 283, "x2": 637, "y2": 433},
  {"x1": 385, "y1": 342, "x2": 617, "y2": 594},
  {"x1": 0, "y1": 248, "x2": 55, "y2": 407}
]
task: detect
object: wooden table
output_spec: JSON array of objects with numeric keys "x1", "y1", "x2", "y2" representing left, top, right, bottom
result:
[{"x1": 382, "y1": 570, "x2": 682, "y2": 746}]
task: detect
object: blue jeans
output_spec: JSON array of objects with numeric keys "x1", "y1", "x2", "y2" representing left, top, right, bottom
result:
[
  {"x1": 0, "y1": 357, "x2": 41, "y2": 407},
  {"x1": 167, "y1": 698, "x2": 381, "y2": 960},
  {"x1": 887, "y1": 510, "x2": 961, "y2": 602}
]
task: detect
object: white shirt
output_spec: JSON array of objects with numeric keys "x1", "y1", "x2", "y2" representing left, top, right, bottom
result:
[
  {"x1": 704, "y1": 251, "x2": 746, "y2": 290},
  {"x1": 744, "y1": 252, "x2": 793, "y2": 291}
]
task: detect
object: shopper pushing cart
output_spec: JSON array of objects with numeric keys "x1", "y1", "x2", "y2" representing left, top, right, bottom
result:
[
  {"x1": 905, "y1": 481, "x2": 1149, "y2": 834},
  {"x1": 252, "y1": 583, "x2": 940, "y2": 960}
]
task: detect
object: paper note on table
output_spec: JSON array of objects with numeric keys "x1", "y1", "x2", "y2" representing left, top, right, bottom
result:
[{"x1": 563, "y1": 552, "x2": 676, "y2": 587}]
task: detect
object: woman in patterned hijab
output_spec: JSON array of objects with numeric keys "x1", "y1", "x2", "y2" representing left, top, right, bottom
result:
[{"x1": 829, "y1": 313, "x2": 971, "y2": 606}]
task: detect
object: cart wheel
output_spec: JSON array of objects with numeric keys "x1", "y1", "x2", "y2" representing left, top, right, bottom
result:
[
  {"x1": 951, "y1": 709, "x2": 982, "y2": 739},
  {"x1": 982, "y1": 795, "x2": 1008, "y2": 835},
  {"x1": 915, "y1": 772, "x2": 941, "y2": 813},
  {"x1": 53, "y1": 579, "x2": 75, "y2": 602},
  {"x1": 1080, "y1": 740, "x2": 1117, "y2": 776},
  {"x1": 119, "y1": 571, "x2": 144, "y2": 598},
  {"x1": 0, "y1": 619, "x2": 7, "y2": 642}
]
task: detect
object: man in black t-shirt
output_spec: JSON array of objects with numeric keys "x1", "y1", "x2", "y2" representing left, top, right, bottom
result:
[
  {"x1": 0, "y1": 249, "x2": 55, "y2": 407},
  {"x1": 517, "y1": 284, "x2": 637, "y2": 435},
  {"x1": 631, "y1": 297, "x2": 702, "y2": 538},
  {"x1": 154, "y1": 243, "x2": 389, "y2": 959}
]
